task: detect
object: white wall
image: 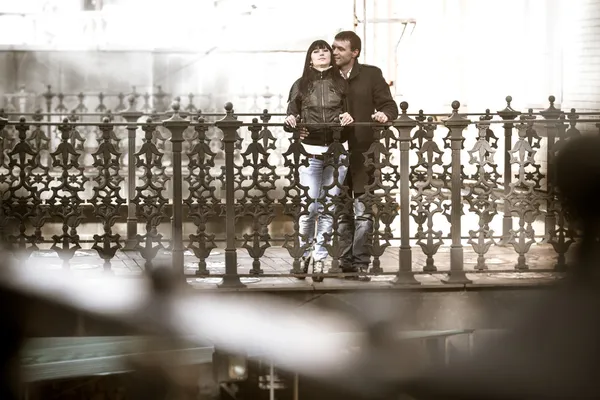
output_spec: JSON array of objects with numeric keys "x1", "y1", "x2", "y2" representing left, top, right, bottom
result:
[
  {"x1": 561, "y1": 0, "x2": 600, "y2": 111},
  {"x1": 1, "y1": 0, "x2": 599, "y2": 114},
  {"x1": 357, "y1": 0, "x2": 570, "y2": 112}
]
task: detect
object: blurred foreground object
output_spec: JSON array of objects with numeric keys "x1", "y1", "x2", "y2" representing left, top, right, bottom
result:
[
  {"x1": 0, "y1": 262, "x2": 369, "y2": 398},
  {"x1": 396, "y1": 134, "x2": 600, "y2": 399}
]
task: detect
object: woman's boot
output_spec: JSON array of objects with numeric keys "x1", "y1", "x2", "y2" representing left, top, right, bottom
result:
[
  {"x1": 312, "y1": 260, "x2": 325, "y2": 283},
  {"x1": 295, "y1": 257, "x2": 311, "y2": 280}
]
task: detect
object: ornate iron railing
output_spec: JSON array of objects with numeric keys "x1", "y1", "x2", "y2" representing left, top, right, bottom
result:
[{"x1": 0, "y1": 94, "x2": 598, "y2": 287}]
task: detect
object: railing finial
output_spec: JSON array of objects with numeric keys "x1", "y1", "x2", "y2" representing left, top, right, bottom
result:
[
  {"x1": 541, "y1": 94, "x2": 560, "y2": 119},
  {"x1": 31, "y1": 109, "x2": 42, "y2": 121},
  {"x1": 451, "y1": 100, "x2": 460, "y2": 113},
  {"x1": 400, "y1": 101, "x2": 409, "y2": 114},
  {"x1": 163, "y1": 100, "x2": 186, "y2": 124},
  {"x1": 443, "y1": 100, "x2": 469, "y2": 126},
  {"x1": 225, "y1": 102, "x2": 234, "y2": 114},
  {"x1": 497, "y1": 95, "x2": 520, "y2": 120}
]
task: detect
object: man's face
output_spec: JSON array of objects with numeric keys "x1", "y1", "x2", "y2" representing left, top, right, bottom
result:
[{"x1": 332, "y1": 39, "x2": 358, "y2": 69}]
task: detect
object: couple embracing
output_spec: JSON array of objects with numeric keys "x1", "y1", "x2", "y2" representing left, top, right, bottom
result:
[{"x1": 283, "y1": 31, "x2": 398, "y2": 282}]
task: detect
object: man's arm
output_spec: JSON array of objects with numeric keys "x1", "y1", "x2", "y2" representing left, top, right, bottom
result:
[{"x1": 371, "y1": 67, "x2": 398, "y2": 121}]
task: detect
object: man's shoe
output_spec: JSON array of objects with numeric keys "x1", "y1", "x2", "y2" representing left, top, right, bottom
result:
[
  {"x1": 343, "y1": 265, "x2": 371, "y2": 282},
  {"x1": 344, "y1": 274, "x2": 371, "y2": 282}
]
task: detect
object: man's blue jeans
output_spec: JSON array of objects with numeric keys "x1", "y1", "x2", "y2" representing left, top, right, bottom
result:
[
  {"x1": 338, "y1": 194, "x2": 373, "y2": 271},
  {"x1": 299, "y1": 156, "x2": 348, "y2": 262}
]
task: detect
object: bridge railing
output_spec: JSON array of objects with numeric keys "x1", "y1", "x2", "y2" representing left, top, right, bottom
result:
[{"x1": 1, "y1": 95, "x2": 598, "y2": 286}]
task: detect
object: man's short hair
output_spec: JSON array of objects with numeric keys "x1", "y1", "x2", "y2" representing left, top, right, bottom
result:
[{"x1": 334, "y1": 31, "x2": 362, "y2": 58}]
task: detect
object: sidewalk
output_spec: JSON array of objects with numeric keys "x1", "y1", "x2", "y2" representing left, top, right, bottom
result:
[{"x1": 18, "y1": 243, "x2": 566, "y2": 291}]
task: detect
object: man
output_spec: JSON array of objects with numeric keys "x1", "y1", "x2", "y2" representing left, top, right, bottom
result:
[{"x1": 332, "y1": 31, "x2": 399, "y2": 281}]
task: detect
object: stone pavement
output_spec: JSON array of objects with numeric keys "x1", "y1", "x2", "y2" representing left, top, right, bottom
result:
[{"x1": 17, "y1": 242, "x2": 567, "y2": 291}]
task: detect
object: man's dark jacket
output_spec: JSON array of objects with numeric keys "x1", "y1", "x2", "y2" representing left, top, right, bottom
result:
[{"x1": 345, "y1": 62, "x2": 398, "y2": 194}]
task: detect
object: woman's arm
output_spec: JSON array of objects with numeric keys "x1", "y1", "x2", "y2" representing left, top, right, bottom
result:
[
  {"x1": 284, "y1": 80, "x2": 302, "y2": 131},
  {"x1": 286, "y1": 80, "x2": 301, "y2": 116}
]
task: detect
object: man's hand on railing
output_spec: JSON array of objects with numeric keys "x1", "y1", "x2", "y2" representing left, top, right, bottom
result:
[
  {"x1": 371, "y1": 111, "x2": 388, "y2": 123},
  {"x1": 339, "y1": 112, "x2": 354, "y2": 126}
]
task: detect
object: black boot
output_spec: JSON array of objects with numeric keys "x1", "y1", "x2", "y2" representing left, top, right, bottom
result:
[{"x1": 344, "y1": 265, "x2": 371, "y2": 282}]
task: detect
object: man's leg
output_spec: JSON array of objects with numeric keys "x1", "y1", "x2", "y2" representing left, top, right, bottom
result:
[
  {"x1": 345, "y1": 193, "x2": 373, "y2": 281},
  {"x1": 351, "y1": 193, "x2": 374, "y2": 269},
  {"x1": 338, "y1": 210, "x2": 355, "y2": 271},
  {"x1": 338, "y1": 161, "x2": 355, "y2": 272}
]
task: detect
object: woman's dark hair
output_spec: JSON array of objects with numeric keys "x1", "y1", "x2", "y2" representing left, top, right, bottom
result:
[{"x1": 297, "y1": 39, "x2": 347, "y2": 98}]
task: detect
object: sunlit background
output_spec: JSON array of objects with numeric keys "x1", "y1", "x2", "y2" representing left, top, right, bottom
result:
[{"x1": 0, "y1": 0, "x2": 597, "y2": 113}]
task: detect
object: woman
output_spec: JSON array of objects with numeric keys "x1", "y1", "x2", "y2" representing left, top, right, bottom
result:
[{"x1": 284, "y1": 39, "x2": 354, "y2": 281}]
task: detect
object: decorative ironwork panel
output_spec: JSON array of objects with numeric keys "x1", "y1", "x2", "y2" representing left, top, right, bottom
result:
[
  {"x1": 505, "y1": 118, "x2": 542, "y2": 270},
  {"x1": 409, "y1": 117, "x2": 445, "y2": 271},
  {"x1": 468, "y1": 110, "x2": 499, "y2": 183},
  {"x1": 151, "y1": 124, "x2": 171, "y2": 186},
  {"x1": 465, "y1": 118, "x2": 501, "y2": 270},
  {"x1": 26, "y1": 111, "x2": 51, "y2": 167},
  {"x1": 48, "y1": 118, "x2": 87, "y2": 268},
  {"x1": 320, "y1": 125, "x2": 351, "y2": 275},
  {"x1": 0, "y1": 117, "x2": 17, "y2": 168},
  {"x1": 185, "y1": 117, "x2": 221, "y2": 276},
  {"x1": 280, "y1": 128, "x2": 310, "y2": 275},
  {"x1": 516, "y1": 109, "x2": 544, "y2": 190},
  {"x1": 90, "y1": 118, "x2": 125, "y2": 272},
  {"x1": 132, "y1": 119, "x2": 170, "y2": 271},
  {"x1": 5, "y1": 118, "x2": 50, "y2": 259},
  {"x1": 237, "y1": 116, "x2": 277, "y2": 275},
  {"x1": 66, "y1": 113, "x2": 87, "y2": 167},
  {"x1": 363, "y1": 125, "x2": 400, "y2": 273},
  {"x1": 54, "y1": 93, "x2": 68, "y2": 114}
]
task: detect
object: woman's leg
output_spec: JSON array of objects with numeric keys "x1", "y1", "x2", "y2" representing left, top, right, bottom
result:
[
  {"x1": 313, "y1": 155, "x2": 349, "y2": 262},
  {"x1": 298, "y1": 158, "x2": 324, "y2": 258}
]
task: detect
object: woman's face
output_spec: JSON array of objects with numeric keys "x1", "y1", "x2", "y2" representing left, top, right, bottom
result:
[{"x1": 310, "y1": 46, "x2": 331, "y2": 69}]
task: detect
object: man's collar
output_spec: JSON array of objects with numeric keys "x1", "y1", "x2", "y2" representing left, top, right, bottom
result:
[
  {"x1": 346, "y1": 61, "x2": 361, "y2": 80},
  {"x1": 341, "y1": 67, "x2": 352, "y2": 79}
]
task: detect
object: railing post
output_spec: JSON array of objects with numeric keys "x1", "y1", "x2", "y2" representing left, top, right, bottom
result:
[
  {"x1": 497, "y1": 96, "x2": 521, "y2": 245},
  {"x1": 215, "y1": 102, "x2": 245, "y2": 288},
  {"x1": 0, "y1": 115, "x2": 7, "y2": 250},
  {"x1": 393, "y1": 101, "x2": 419, "y2": 285},
  {"x1": 540, "y1": 95, "x2": 561, "y2": 243},
  {"x1": 442, "y1": 101, "x2": 472, "y2": 284},
  {"x1": 163, "y1": 101, "x2": 190, "y2": 279},
  {"x1": 120, "y1": 96, "x2": 143, "y2": 251},
  {"x1": 43, "y1": 85, "x2": 54, "y2": 138}
]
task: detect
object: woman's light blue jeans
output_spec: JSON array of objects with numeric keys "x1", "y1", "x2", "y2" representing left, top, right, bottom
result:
[{"x1": 298, "y1": 156, "x2": 348, "y2": 262}]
